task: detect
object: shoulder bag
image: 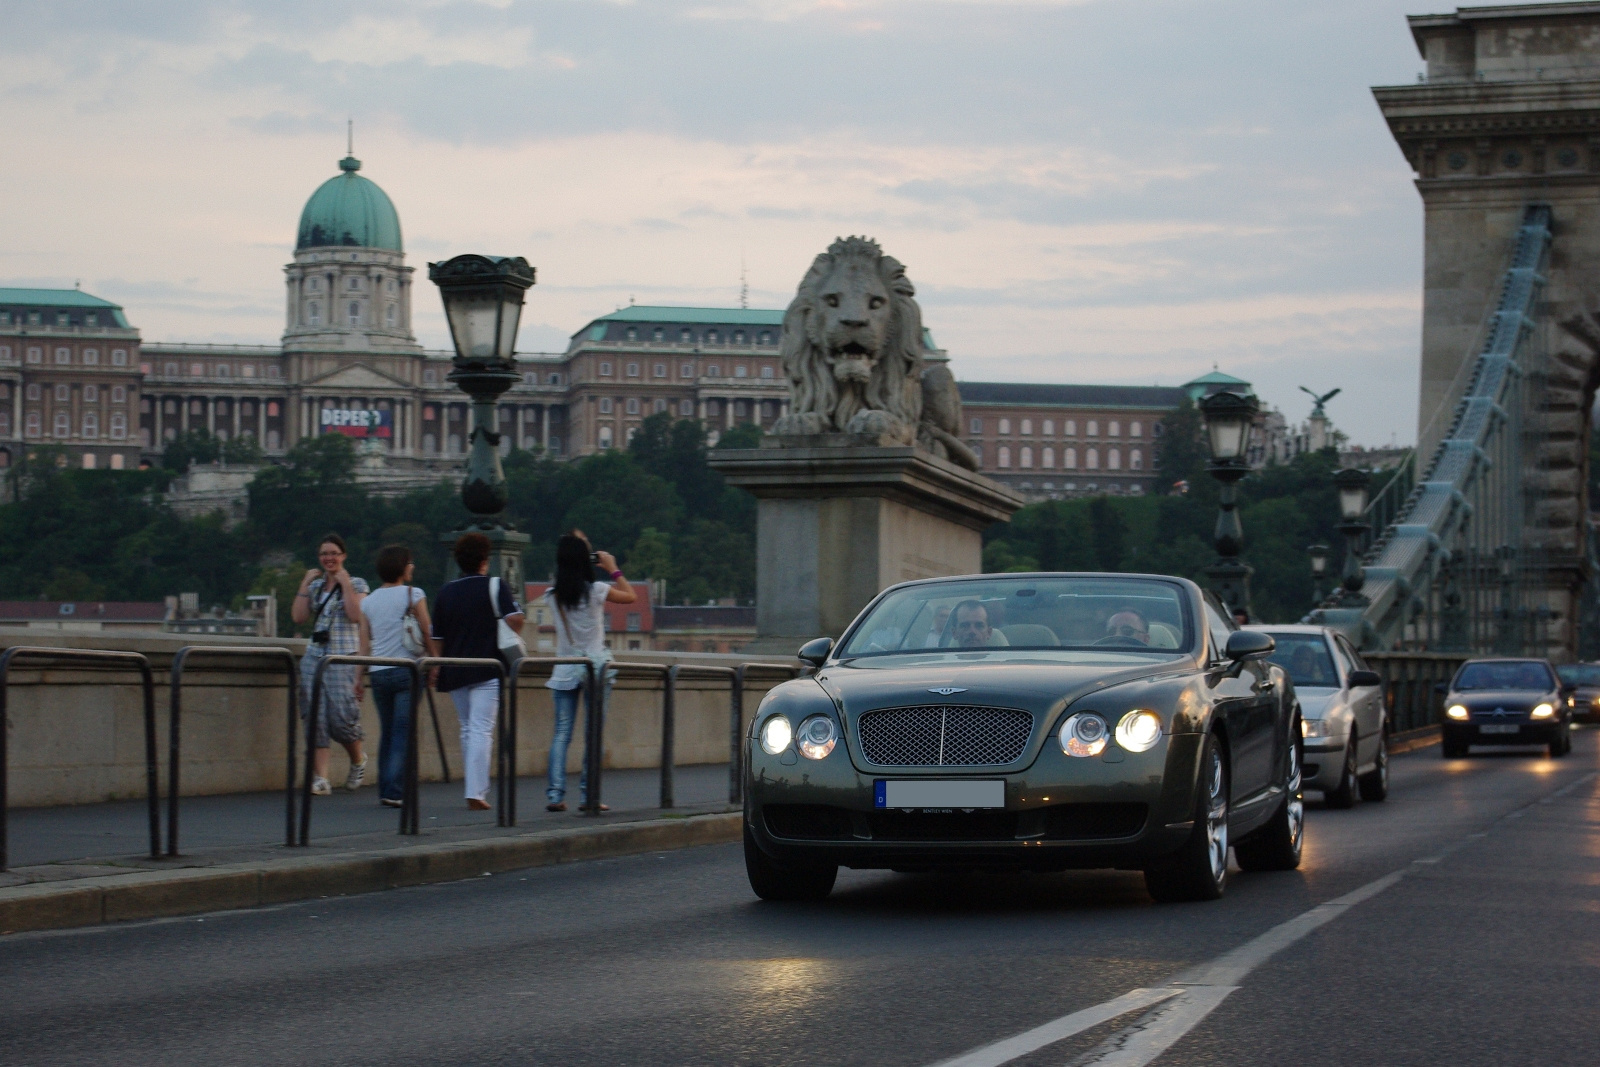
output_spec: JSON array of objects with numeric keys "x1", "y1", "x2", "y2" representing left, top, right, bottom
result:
[
  {"x1": 401, "y1": 582, "x2": 426, "y2": 657},
  {"x1": 488, "y1": 576, "x2": 528, "y2": 661}
]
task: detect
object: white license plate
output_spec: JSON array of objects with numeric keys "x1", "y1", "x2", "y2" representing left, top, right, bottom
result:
[
  {"x1": 1479, "y1": 724, "x2": 1521, "y2": 735},
  {"x1": 875, "y1": 779, "x2": 1005, "y2": 809}
]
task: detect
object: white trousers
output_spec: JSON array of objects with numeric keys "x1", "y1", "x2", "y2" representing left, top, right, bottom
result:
[{"x1": 448, "y1": 680, "x2": 499, "y2": 803}]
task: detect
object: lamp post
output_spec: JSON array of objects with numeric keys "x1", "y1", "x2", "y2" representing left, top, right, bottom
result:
[
  {"x1": 1332, "y1": 466, "x2": 1371, "y2": 607},
  {"x1": 428, "y1": 253, "x2": 537, "y2": 585},
  {"x1": 1308, "y1": 542, "x2": 1329, "y2": 605},
  {"x1": 1495, "y1": 543, "x2": 1518, "y2": 654},
  {"x1": 1198, "y1": 389, "x2": 1259, "y2": 620}
]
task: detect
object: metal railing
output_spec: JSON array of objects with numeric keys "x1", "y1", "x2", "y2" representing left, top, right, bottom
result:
[
  {"x1": 0, "y1": 647, "x2": 159, "y2": 871},
  {"x1": 169, "y1": 645, "x2": 298, "y2": 857},
  {"x1": 1365, "y1": 651, "x2": 1471, "y2": 734},
  {"x1": 502, "y1": 656, "x2": 600, "y2": 823}
]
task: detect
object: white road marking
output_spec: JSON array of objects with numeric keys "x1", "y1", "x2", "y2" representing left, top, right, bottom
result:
[
  {"x1": 926, "y1": 988, "x2": 1183, "y2": 1067},
  {"x1": 1071, "y1": 986, "x2": 1238, "y2": 1067}
]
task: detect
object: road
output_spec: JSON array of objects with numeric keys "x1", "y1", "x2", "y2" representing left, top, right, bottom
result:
[{"x1": 3, "y1": 731, "x2": 1597, "y2": 1066}]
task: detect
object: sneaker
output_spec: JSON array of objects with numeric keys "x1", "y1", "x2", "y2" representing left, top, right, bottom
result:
[
  {"x1": 344, "y1": 758, "x2": 367, "y2": 791},
  {"x1": 381, "y1": 797, "x2": 403, "y2": 808},
  {"x1": 310, "y1": 776, "x2": 332, "y2": 796},
  {"x1": 545, "y1": 801, "x2": 567, "y2": 812}
]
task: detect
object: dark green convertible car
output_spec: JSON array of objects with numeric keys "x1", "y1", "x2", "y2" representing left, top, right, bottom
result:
[{"x1": 743, "y1": 573, "x2": 1304, "y2": 903}]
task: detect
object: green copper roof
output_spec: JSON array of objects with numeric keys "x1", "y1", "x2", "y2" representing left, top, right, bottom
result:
[
  {"x1": 593, "y1": 306, "x2": 785, "y2": 325},
  {"x1": 1184, "y1": 369, "x2": 1250, "y2": 387},
  {"x1": 296, "y1": 156, "x2": 403, "y2": 252},
  {"x1": 0, "y1": 288, "x2": 124, "y2": 309}
]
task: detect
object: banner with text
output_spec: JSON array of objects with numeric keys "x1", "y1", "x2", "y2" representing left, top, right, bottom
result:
[{"x1": 319, "y1": 408, "x2": 392, "y2": 438}]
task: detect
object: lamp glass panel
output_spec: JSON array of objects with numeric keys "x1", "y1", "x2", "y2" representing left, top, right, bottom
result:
[
  {"x1": 1338, "y1": 485, "x2": 1366, "y2": 520},
  {"x1": 444, "y1": 295, "x2": 505, "y2": 361},
  {"x1": 1310, "y1": 551, "x2": 1327, "y2": 575},
  {"x1": 497, "y1": 298, "x2": 523, "y2": 360},
  {"x1": 1207, "y1": 417, "x2": 1246, "y2": 461}
]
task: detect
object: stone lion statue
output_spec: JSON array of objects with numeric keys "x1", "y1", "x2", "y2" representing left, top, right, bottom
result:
[{"x1": 771, "y1": 236, "x2": 979, "y2": 470}]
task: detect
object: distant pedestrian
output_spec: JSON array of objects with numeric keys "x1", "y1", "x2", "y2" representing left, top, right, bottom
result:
[
  {"x1": 292, "y1": 533, "x2": 369, "y2": 796},
  {"x1": 358, "y1": 544, "x2": 438, "y2": 808},
  {"x1": 544, "y1": 529, "x2": 635, "y2": 812},
  {"x1": 431, "y1": 533, "x2": 524, "y2": 811}
]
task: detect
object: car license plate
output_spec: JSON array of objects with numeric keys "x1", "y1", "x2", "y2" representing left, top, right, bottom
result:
[
  {"x1": 875, "y1": 779, "x2": 1004, "y2": 809},
  {"x1": 1480, "y1": 724, "x2": 1520, "y2": 735}
]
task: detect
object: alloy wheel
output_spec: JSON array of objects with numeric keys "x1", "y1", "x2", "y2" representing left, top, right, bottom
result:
[
  {"x1": 1205, "y1": 747, "x2": 1229, "y2": 883},
  {"x1": 1285, "y1": 742, "x2": 1305, "y2": 851}
]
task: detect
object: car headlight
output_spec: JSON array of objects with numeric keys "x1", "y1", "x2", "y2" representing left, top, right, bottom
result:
[
  {"x1": 795, "y1": 715, "x2": 837, "y2": 760},
  {"x1": 1446, "y1": 704, "x2": 1469, "y2": 720},
  {"x1": 1114, "y1": 710, "x2": 1163, "y2": 753},
  {"x1": 1301, "y1": 718, "x2": 1330, "y2": 738},
  {"x1": 1059, "y1": 712, "x2": 1108, "y2": 757},
  {"x1": 1531, "y1": 703, "x2": 1555, "y2": 720},
  {"x1": 760, "y1": 715, "x2": 793, "y2": 755}
]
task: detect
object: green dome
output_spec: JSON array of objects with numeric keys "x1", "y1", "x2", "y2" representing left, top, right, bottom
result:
[{"x1": 296, "y1": 156, "x2": 403, "y2": 252}]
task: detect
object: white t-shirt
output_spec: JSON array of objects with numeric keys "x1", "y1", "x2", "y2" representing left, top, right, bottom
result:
[
  {"x1": 544, "y1": 582, "x2": 612, "y2": 690},
  {"x1": 360, "y1": 585, "x2": 426, "y2": 673}
]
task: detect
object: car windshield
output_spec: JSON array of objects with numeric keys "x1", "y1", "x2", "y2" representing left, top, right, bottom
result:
[
  {"x1": 838, "y1": 576, "x2": 1193, "y2": 659},
  {"x1": 1453, "y1": 661, "x2": 1553, "y2": 691},
  {"x1": 1264, "y1": 633, "x2": 1339, "y2": 688},
  {"x1": 1557, "y1": 664, "x2": 1600, "y2": 687}
]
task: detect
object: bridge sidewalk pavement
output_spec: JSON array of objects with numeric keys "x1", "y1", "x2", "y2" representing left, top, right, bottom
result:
[{"x1": 0, "y1": 765, "x2": 741, "y2": 936}]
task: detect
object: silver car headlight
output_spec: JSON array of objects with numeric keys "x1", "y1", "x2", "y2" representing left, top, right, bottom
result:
[
  {"x1": 1114, "y1": 710, "x2": 1163, "y2": 753},
  {"x1": 1059, "y1": 712, "x2": 1108, "y2": 757},
  {"x1": 1301, "y1": 719, "x2": 1330, "y2": 738},
  {"x1": 759, "y1": 715, "x2": 793, "y2": 755},
  {"x1": 1531, "y1": 703, "x2": 1555, "y2": 720},
  {"x1": 796, "y1": 715, "x2": 837, "y2": 760}
]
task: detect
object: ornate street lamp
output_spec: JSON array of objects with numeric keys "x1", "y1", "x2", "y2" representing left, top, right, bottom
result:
[
  {"x1": 1198, "y1": 389, "x2": 1260, "y2": 620},
  {"x1": 1332, "y1": 466, "x2": 1371, "y2": 607},
  {"x1": 1307, "y1": 543, "x2": 1329, "y2": 605},
  {"x1": 428, "y1": 253, "x2": 537, "y2": 584}
]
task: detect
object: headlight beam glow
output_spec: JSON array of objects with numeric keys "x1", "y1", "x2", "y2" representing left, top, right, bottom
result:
[
  {"x1": 760, "y1": 715, "x2": 793, "y2": 755},
  {"x1": 1114, "y1": 710, "x2": 1163, "y2": 753},
  {"x1": 1446, "y1": 704, "x2": 1469, "y2": 720}
]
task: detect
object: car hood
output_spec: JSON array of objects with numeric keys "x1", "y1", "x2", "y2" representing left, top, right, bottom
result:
[
  {"x1": 1448, "y1": 688, "x2": 1556, "y2": 710},
  {"x1": 816, "y1": 654, "x2": 1196, "y2": 719},
  {"x1": 1295, "y1": 687, "x2": 1340, "y2": 719}
]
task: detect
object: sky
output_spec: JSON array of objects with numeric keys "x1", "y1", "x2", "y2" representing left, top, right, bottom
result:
[{"x1": 0, "y1": 0, "x2": 1438, "y2": 446}]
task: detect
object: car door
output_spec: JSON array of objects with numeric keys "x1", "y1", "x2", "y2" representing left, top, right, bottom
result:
[
  {"x1": 1202, "y1": 597, "x2": 1273, "y2": 803},
  {"x1": 1336, "y1": 635, "x2": 1384, "y2": 767}
]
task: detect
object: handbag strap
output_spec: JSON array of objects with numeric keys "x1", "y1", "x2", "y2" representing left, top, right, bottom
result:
[
  {"x1": 312, "y1": 578, "x2": 341, "y2": 627},
  {"x1": 488, "y1": 576, "x2": 505, "y2": 621}
]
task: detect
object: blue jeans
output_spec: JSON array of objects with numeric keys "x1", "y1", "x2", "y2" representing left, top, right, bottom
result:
[
  {"x1": 548, "y1": 674, "x2": 611, "y2": 804},
  {"x1": 369, "y1": 667, "x2": 414, "y2": 803}
]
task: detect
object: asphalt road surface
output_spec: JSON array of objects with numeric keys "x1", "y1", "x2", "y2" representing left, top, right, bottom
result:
[{"x1": 4, "y1": 731, "x2": 1598, "y2": 1067}]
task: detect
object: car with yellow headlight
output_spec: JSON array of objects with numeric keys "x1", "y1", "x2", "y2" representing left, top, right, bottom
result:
[
  {"x1": 1438, "y1": 657, "x2": 1572, "y2": 759},
  {"x1": 742, "y1": 573, "x2": 1305, "y2": 904},
  {"x1": 1555, "y1": 662, "x2": 1600, "y2": 724}
]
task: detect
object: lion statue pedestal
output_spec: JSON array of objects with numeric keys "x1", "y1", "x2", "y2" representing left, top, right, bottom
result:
[{"x1": 708, "y1": 237, "x2": 1022, "y2": 647}]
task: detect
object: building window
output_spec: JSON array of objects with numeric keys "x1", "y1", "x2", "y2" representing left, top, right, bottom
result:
[
  {"x1": 1130, "y1": 421, "x2": 1142, "y2": 439},
  {"x1": 84, "y1": 348, "x2": 99, "y2": 365},
  {"x1": 266, "y1": 365, "x2": 280, "y2": 378},
  {"x1": 81, "y1": 453, "x2": 96, "y2": 470},
  {"x1": 599, "y1": 397, "x2": 614, "y2": 414},
  {"x1": 422, "y1": 433, "x2": 437, "y2": 454},
  {"x1": 162, "y1": 399, "x2": 175, "y2": 415},
  {"x1": 1131, "y1": 449, "x2": 1144, "y2": 470},
  {"x1": 970, "y1": 417, "x2": 983, "y2": 434},
  {"x1": 653, "y1": 398, "x2": 667, "y2": 413},
  {"x1": 348, "y1": 302, "x2": 360, "y2": 326},
  {"x1": 112, "y1": 386, "x2": 126, "y2": 403},
  {"x1": 423, "y1": 368, "x2": 438, "y2": 384},
  {"x1": 308, "y1": 302, "x2": 321, "y2": 325},
  {"x1": 1063, "y1": 447, "x2": 1077, "y2": 470},
  {"x1": 732, "y1": 331, "x2": 746, "y2": 344},
  {"x1": 112, "y1": 348, "x2": 127, "y2": 366},
  {"x1": 626, "y1": 362, "x2": 640, "y2": 378},
  {"x1": 448, "y1": 433, "x2": 462, "y2": 453},
  {"x1": 267, "y1": 429, "x2": 281, "y2": 449},
  {"x1": 997, "y1": 418, "x2": 1010, "y2": 435},
  {"x1": 1108, "y1": 448, "x2": 1121, "y2": 470},
  {"x1": 348, "y1": 277, "x2": 361, "y2": 291},
  {"x1": 1042, "y1": 447, "x2": 1055, "y2": 468},
  {"x1": 55, "y1": 347, "x2": 71, "y2": 365},
  {"x1": 1020, "y1": 446, "x2": 1033, "y2": 468},
  {"x1": 1062, "y1": 419, "x2": 1075, "y2": 437},
  {"x1": 680, "y1": 363, "x2": 694, "y2": 378},
  {"x1": 57, "y1": 312, "x2": 70, "y2": 327},
  {"x1": 972, "y1": 444, "x2": 983, "y2": 464},
  {"x1": 53, "y1": 412, "x2": 70, "y2": 438},
  {"x1": 735, "y1": 399, "x2": 748, "y2": 417},
  {"x1": 625, "y1": 327, "x2": 638, "y2": 342},
  {"x1": 84, "y1": 384, "x2": 98, "y2": 403},
  {"x1": 1021, "y1": 419, "x2": 1032, "y2": 435},
  {"x1": 267, "y1": 401, "x2": 280, "y2": 417},
  {"x1": 735, "y1": 365, "x2": 748, "y2": 378},
  {"x1": 998, "y1": 446, "x2": 1011, "y2": 468},
  {"x1": 1042, "y1": 419, "x2": 1054, "y2": 436},
  {"x1": 549, "y1": 373, "x2": 561, "y2": 385},
  {"x1": 598, "y1": 426, "x2": 613, "y2": 449},
  {"x1": 706, "y1": 329, "x2": 720, "y2": 344},
  {"x1": 0, "y1": 345, "x2": 9, "y2": 364},
  {"x1": 680, "y1": 399, "x2": 694, "y2": 416},
  {"x1": 680, "y1": 328, "x2": 693, "y2": 343},
  {"x1": 55, "y1": 384, "x2": 70, "y2": 402},
  {"x1": 599, "y1": 362, "x2": 613, "y2": 376},
  {"x1": 653, "y1": 328, "x2": 665, "y2": 342},
  {"x1": 25, "y1": 412, "x2": 41, "y2": 437},
  {"x1": 1087, "y1": 420, "x2": 1099, "y2": 437},
  {"x1": 626, "y1": 613, "x2": 642, "y2": 632},
  {"x1": 1108, "y1": 420, "x2": 1121, "y2": 437},
  {"x1": 1086, "y1": 448, "x2": 1100, "y2": 470},
  {"x1": 26, "y1": 384, "x2": 40, "y2": 401},
  {"x1": 707, "y1": 365, "x2": 720, "y2": 377},
  {"x1": 308, "y1": 278, "x2": 321, "y2": 292},
  {"x1": 217, "y1": 364, "x2": 230, "y2": 378},
  {"x1": 191, "y1": 363, "x2": 204, "y2": 377},
  {"x1": 625, "y1": 398, "x2": 640, "y2": 415},
  {"x1": 241, "y1": 364, "x2": 256, "y2": 378},
  {"x1": 190, "y1": 399, "x2": 203, "y2": 415},
  {"x1": 760, "y1": 366, "x2": 774, "y2": 379},
  {"x1": 26, "y1": 347, "x2": 41, "y2": 364},
  {"x1": 654, "y1": 363, "x2": 666, "y2": 378},
  {"x1": 0, "y1": 412, "x2": 8, "y2": 435},
  {"x1": 83, "y1": 411, "x2": 99, "y2": 438},
  {"x1": 386, "y1": 304, "x2": 396, "y2": 327}
]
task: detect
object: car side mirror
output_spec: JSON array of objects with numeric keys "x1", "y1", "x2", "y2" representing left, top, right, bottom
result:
[
  {"x1": 1225, "y1": 630, "x2": 1275, "y2": 661},
  {"x1": 798, "y1": 637, "x2": 834, "y2": 667},
  {"x1": 1347, "y1": 669, "x2": 1382, "y2": 689}
]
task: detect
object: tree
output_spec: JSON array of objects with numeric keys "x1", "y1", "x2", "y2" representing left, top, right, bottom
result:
[
  {"x1": 1154, "y1": 397, "x2": 1208, "y2": 495},
  {"x1": 162, "y1": 428, "x2": 220, "y2": 472},
  {"x1": 627, "y1": 527, "x2": 675, "y2": 583}
]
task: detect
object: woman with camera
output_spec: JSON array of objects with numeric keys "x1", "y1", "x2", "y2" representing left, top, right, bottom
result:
[
  {"x1": 357, "y1": 544, "x2": 439, "y2": 808},
  {"x1": 292, "y1": 533, "x2": 369, "y2": 796},
  {"x1": 544, "y1": 530, "x2": 635, "y2": 812}
]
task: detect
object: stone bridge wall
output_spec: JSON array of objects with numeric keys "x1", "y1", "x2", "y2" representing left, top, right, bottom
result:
[{"x1": 0, "y1": 630, "x2": 800, "y2": 808}]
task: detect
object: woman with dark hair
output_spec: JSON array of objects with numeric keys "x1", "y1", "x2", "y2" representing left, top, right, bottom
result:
[
  {"x1": 358, "y1": 544, "x2": 439, "y2": 807},
  {"x1": 291, "y1": 533, "x2": 369, "y2": 796},
  {"x1": 430, "y1": 533, "x2": 524, "y2": 811},
  {"x1": 544, "y1": 528, "x2": 635, "y2": 811}
]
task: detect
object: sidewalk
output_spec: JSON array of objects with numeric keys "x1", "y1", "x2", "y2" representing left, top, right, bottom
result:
[{"x1": 0, "y1": 765, "x2": 742, "y2": 935}]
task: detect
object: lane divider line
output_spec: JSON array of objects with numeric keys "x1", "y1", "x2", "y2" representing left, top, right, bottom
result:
[
  {"x1": 925, "y1": 988, "x2": 1183, "y2": 1067},
  {"x1": 1067, "y1": 986, "x2": 1239, "y2": 1067}
]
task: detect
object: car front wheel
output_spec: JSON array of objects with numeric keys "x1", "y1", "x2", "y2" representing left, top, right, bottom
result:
[
  {"x1": 1324, "y1": 736, "x2": 1358, "y2": 809},
  {"x1": 1144, "y1": 734, "x2": 1229, "y2": 903},
  {"x1": 1358, "y1": 731, "x2": 1389, "y2": 802},
  {"x1": 1234, "y1": 737, "x2": 1305, "y2": 872},
  {"x1": 743, "y1": 820, "x2": 838, "y2": 901}
]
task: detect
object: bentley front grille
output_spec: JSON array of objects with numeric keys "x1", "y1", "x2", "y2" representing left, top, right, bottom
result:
[{"x1": 857, "y1": 705, "x2": 1034, "y2": 767}]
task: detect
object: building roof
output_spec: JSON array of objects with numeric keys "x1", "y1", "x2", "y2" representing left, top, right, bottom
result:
[
  {"x1": 654, "y1": 605, "x2": 757, "y2": 629},
  {"x1": 1184, "y1": 370, "x2": 1250, "y2": 388},
  {"x1": 297, "y1": 156, "x2": 403, "y2": 253},
  {"x1": 0, "y1": 288, "x2": 132, "y2": 328},
  {"x1": 957, "y1": 382, "x2": 1187, "y2": 410},
  {"x1": 590, "y1": 306, "x2": 786, "y2": 326},
  {"x1": 0, "y1": 601, "x2": 168, "y2": 622}
]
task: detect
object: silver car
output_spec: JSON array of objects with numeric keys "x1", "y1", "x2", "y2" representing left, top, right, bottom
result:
[{"x1": 1258, "y1": 625, "x2": 1387, "y2": 806}]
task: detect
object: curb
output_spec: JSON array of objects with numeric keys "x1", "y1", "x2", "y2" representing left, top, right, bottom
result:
[{"x1": 0, "y1": 812, "x2": 741, "y2": 936}]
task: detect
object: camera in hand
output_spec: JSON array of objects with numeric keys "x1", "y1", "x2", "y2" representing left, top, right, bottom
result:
[
  {"x1": 588, "y1": 552, "x2": 600, "y2": 566},
  {"x1": 311, "y1": 631, "x2": 330, "y2": 645}
]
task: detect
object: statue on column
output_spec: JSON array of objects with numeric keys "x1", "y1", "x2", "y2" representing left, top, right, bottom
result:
[{"x1": 771, "y1": 236, "x2": 979, "y2": 470}]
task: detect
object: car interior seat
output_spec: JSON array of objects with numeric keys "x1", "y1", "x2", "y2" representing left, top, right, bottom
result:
[{"x1": 1000, "y1": 624, "x2": 1060, "y2": 647}]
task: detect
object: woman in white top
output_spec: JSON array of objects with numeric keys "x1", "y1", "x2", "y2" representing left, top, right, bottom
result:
[
  {"x1": 545, "y1": 529, "x2": 635, "y2": 812},
  {"x1": 357, "y1": 545, "x2": 439, "y2": 807}
]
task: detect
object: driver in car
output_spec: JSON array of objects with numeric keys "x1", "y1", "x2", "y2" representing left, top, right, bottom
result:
[
  {"x1": 1104, "y1": 610, "x2": 1150, "y2": 645},
  {"x1": 953, "y1": 600, "x2": 996, "y2": 648}
]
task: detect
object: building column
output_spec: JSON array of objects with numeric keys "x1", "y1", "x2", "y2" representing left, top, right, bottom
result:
[
  {"x1": 725, "y1": 397, "x2": 734, "y2": 430},
  {"x1": 180, "y1": 397, "x2": 190, "y2": 433},
  {"x1": 257, "y1": 400, "x2": 265, "y2": 442},
  {"x1": 206, "y1": 398, "x2": 215, "y2": 435},
  {"x1": 232, "y1": 400, "x2": 240, "y2": 439},
  {"x1": 540, "y1": 405, "x2": 550, "y2": 451}
]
